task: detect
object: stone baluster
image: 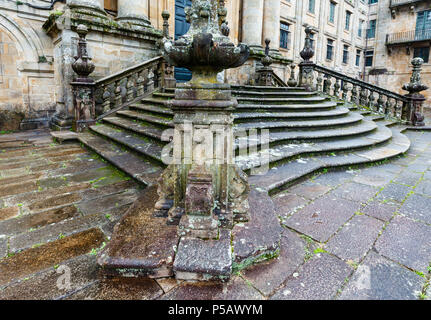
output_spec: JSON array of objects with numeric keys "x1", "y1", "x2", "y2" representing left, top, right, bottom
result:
[
  {"x1": 360, "y1": 87, "x2": 368, "y2": 106},
  {"x1": 136, "y1": 71, "x2": 145, "y2": 97},
  {"x1": 351, "y1": 85, "x2": 358, "y2": 105},
  {"x1": 377, "y1": 93, "x2": 385, "y2": 114},
  {"x1": 102, "y1": 86, "x2": 111, "y2": 113},
  {"x1": 333, "y1": 79, "x2": 341, "y2": 98},
  {"x1": 126, "y1": 76, "x2": 135, "y2": 102},
  {"x1": 316, "y1": 72, "x2": 323, "y2": 93},
  {"x1": 342, "y1": 82, "x2": 349, "y2": 101},
  {"x1": 147, "y1": 67, "x2": 155, "y2": 93},
  {"x1": 287, "y1": 64, "x2": 298, "y2": 87},
  {"x1": 161, "y1": 10, "x2": 176, "y2": 90},
  {"x1": 384, "y1": 97, "x2": 392, "y2": 117},
  {"x1": 114, "y1": 80, "x2": 122, "y2": 107},
  {"x1": 368, "y1": 91, "x2": 375, "y2": 111},
  {"x1": 323, "y1": 75, "x2": 331, "y2": 96}
]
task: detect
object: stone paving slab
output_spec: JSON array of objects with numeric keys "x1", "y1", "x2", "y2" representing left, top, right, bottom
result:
[
  {"x1": 361, "y1": 201, "x2": 398, "y2": 222},
  {"x1": 398, "y1": 193, "x2": 431, "y2": 224},
  {"x1": 331, "y1": 182, "x2": 379, "y2": 204},
  {"x1": 413, "y1": 180, "x2": 431, "y2": 197},
  {"x1": 311, "y1": 170, "x2": 356, "y2": 187},
  {"x1": 159, "y1": 277, "x2": 263, "y2": 300},
  {"x1": 270, "y1": 253, "x2": 352, "y2": 300},
  {"x1": 375, "y1": 183, "x2": 413, "y2": 203},
  {"x1": 325, "y1": 215, "x2": 384, "y2": 263},
  {"x1": 241, "y1": 229, "x2": 307, "y2": 297},
  {"x1": 375, "y1": 215, "x2": 431, "y2": 273},
  {"x1": 272, "y1": 192, "x2": 309, "y2": 219},
  {"x1": 287, "y1": 181, "x2": 332, "y2": 200},
  {"x1": 0, "y1": 254, "x2": 98, "y2": 300},
  {"x1": 339, "y1": 251, "x2": 425, "y2": 300},
  {"x1": 284, "y1": 194, "x2": 360, "y2": 242}
]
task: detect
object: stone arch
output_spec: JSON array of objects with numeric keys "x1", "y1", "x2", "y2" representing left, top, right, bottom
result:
[{"x1": 0, "y1": 13, "x2": 41, "y2": 62}]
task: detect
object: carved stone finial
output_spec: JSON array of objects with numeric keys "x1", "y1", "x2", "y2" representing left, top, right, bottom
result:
[
  {"x1": 261, "y1": 38, "x2": 273, "y2": 67},
  {"x1": 403, "y1": 57, "x2": 429, "y2": 95},
  {"x1": 300, "y1": 26, "x2": 315, "y2": 63},
  {"x1": 72, "y1": 24, "x2": 95, "y2": 83},
  {"x1": 162, "y1": 10, "x2": 170, "y2": 38},
  {"x1": 287, "y1": 63, "x2": 298, "y2": 87}
]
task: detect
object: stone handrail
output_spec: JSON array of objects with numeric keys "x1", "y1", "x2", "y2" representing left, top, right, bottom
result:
[
  {"x1": 297, "y1": 26, "x2": 427, "y2": 126},
  {"x1": 94, "y1": 56, "x2": 164, "y2": 120},
  {"x1": 271, "y1": 70, "x2": 288, "y2": 87},
  {"x1": 311, "y1": 64, "x2": 410, "y2": 122}
]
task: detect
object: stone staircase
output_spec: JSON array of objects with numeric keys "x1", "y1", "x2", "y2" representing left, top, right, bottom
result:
[{"x1": 78, "y1": 85, "x2": 411, "y2": 194}]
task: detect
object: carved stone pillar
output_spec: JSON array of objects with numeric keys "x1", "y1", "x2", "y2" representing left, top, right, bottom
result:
[
  {"x1": 242, "y1": 0, "x2": 264, "y2": 49},
  {"x1": 263, "y1": 0, "x2": 280, "y2": 54},
  {"x1": 298, "y1": 27, "x2": 315, "y2": 91},
  {"x1": 116, "y1": 0, "x2": 151, "y2": 27}
]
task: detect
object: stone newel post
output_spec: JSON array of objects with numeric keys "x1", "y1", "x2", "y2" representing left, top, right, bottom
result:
[
  {"x1": 298, "y1": 26, "x2": 316, "y2": 91},
  {"x1": 402, "y1": 57, "x2": 428, "y2": 126},
  {"x1": 256, "y1": 39, "x2": 274, "y2": 86},
  {"x1": 161, "y1": 11, "x2": 176, "y2": 90},
  {"x1": 70, "y1": 25, "x2": 96, "y2": 132}
]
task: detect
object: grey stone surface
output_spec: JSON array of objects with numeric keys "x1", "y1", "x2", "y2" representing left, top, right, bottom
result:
[
  {"x1": 272, "y1": 192, "x2": 309, "y2": 219},
  {"x1": 159, "y1": 276, "x2": 263, "y2": 300},
  {"x1": 352, "y1": 174, "x2": 391, "y2": 187},
  {"x1": 242, "y1": 229, "x2": 307, "y2": 297},
  {"x1": 232, "y1": 189, "x2": 283, "y2": 266},
  {"x1": 174, "y1": 229, "x2": 232, "y2": 280},
  {"x1": 413, "y1": 180, "x2": 431, "y2": 197},
  {"x1": 270, "y1": 253, "x2": 352, "y2": 300},
  {"x1": 312, "y1": 170, "x2": 356, "y2": 187},
  {"x1": 375, "y1": 216, "x2": 431, "y2": 272},
  {"x1": 288, "y1": 181, "x2": 332, "y2": 200},
  {"x1": 331, "y1": 182, "x2": 379, "y2": 203},
  {"x1": 325, "y1": 215, "x2": 384, "y2": 263},
  {"x1": 284, "y1": 194, "x2": 359, "y2": 242},
  {"x1": 398, "y1": 193, "x2": 431, "y2": 224},
  {"x1": 393, "y1": 171, "x2": 423, "y2": 187},
  {"x1": 361, "y1": 201, "x2": 398, "y2": 222},
  {"x1": 375, "y1": 183, "x2": 412, "y2": 203},
  {"x1": 339, "y1": 251, "x2": 424, "y2": 300}
]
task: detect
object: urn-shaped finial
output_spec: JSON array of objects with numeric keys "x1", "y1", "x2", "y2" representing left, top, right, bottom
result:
[
  {"x1": 300, "y1": 26, "x2": 315, "y2": 63},
  {"x1": 403, "y1": 57, "x2": 429, "y2": 95},
  {"x1": 72, "y1": 24, "x2": 95, "y2": 83}
]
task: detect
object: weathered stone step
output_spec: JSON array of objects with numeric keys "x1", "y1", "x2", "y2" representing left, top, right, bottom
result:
[
  {"x1": 103, "y1": 117, "x2": 164, "y2": 141},
  {"x1": 78, "y1": 132, "x2": 163, "y2": 186},
  {"x1": 89, "y1": 124, "x2": 165, "y2": 164},
  {"x1": 140, "y1": 98, "x2": 170, "y2": 106},
  {"x1": 249, "y1": 127, "x2": 410, "y2": 193},
  {"x1": 232, "y1": 90, "x2": 318, "y2": 98},
  {"x1": 152, "y1": 92, "x2": 175, "y2": 99},
  {"x1": 234, "y1": 107, "x2": 350, "y2": 121},
  {"x1": 237, "y1": 96, "x2": 329, "y2": 105},
  {"x1": 129, "y1": 103, "x2": 174, "y2": 116},
  {"x1": 237, "y1": 125, "x2": 393, "y2": 171},
  {"x1": 116, "y1": 110, "x2": 174, "y2": 128},
  {"x1": 235, "y1": 112, "x2": 363, "y2": 131},
  {"x1": 232, "y1": 85, "x2": 307, "y2": 92},
  {"x1": 236, "y1": 101, "x2": 338, "y2": 111}
]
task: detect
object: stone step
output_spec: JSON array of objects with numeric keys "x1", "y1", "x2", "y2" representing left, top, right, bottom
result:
[
  {"x1": 103, "y1": 116, "x2": 165, "y2": 141},
  {"x1": 78, "y1": 132, "x2": 163, "y2": 186},
  {"x1": 237, "y1": 125, "x2": 393, "y2": 171},
  {"x1": 235, "y1": 112, "x2": 363, "y2": 132},
  {"x1": 237, "y1": 96, "x2": 329, "y2": 105},
  {"x1": 152, "y1": 92, "x2": 175, "y2": 99},
  {"x1": 116, "y1": 110, "x2": 174, "y2": 128},
  {"x1": 248, "y1": 127, "x2": 410, "y2": 193},
  {"x1": 234, "y1": 107, "x2": 350, "y2": 121},
  {"x1": 235, "y1": 101, "x2": 338, "y2": 111},
  {"x1": 232, "y1": 85, "x2": 307, "y2": 92},
  {"x1": 232, "y1": 90, "x2": 318, "y2": 98},
  {"x1": 129, "y1": 103, "x2": 174, "y2": 116},
  {"x1": 140, "y1": 98, "x2": 170, "y2": 106},
  {"x1": 89, "y1": 124, "x2": 165, "y2": 164}
]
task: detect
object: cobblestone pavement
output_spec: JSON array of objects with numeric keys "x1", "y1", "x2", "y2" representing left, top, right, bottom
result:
[{"x1": 0, "y1": 129, "x2": 430, "y2": 300}]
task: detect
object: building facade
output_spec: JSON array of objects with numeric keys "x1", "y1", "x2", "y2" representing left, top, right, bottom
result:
[{"x1": 0, "y1": 0, "x2": 429, "y2": 131}]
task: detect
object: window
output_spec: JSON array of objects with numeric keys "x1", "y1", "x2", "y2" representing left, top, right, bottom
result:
[
  {"x1": 368, "y1": 0, "x2": 378, "y2": 4},
  {"x1": 329, "y1": 2, "x2": 336, "y2": 24},
  {"x1": 343, "y1": 45, "x2": 349, "y2": 64},
  {"x1": 365, "y1": 50, "x2": 374, "y2": 67},
  {"x1": 104, "y1": 0, "x2": 117, "y2": 13},
  {"x1": 326, "y1": 39, "x2": 334, "y2": 60},
  {"x1": 345, "y1": 11, "x2": 352, "y2": 31},
  {"x1": 358, "y1": 20, "x2": 364, "y2": 38},
  {"x1": 414, "y1": 47, "x2": 430, "y2": 63},
  {"x1": 280, "y1": 22, "x2": 290, "y2": 49},
  {"x1": 367, "y1": 19, "x2": 376, "y2": 39},
  {"x1": 416, "y1": 10, "x2": 431, "y2": 41},
  {"x1": 356, "y1": 49, "x2": 361, "y2": 66},
  {"x1": 308, "y1": 0, "x2": 315, "y2": 14}
]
